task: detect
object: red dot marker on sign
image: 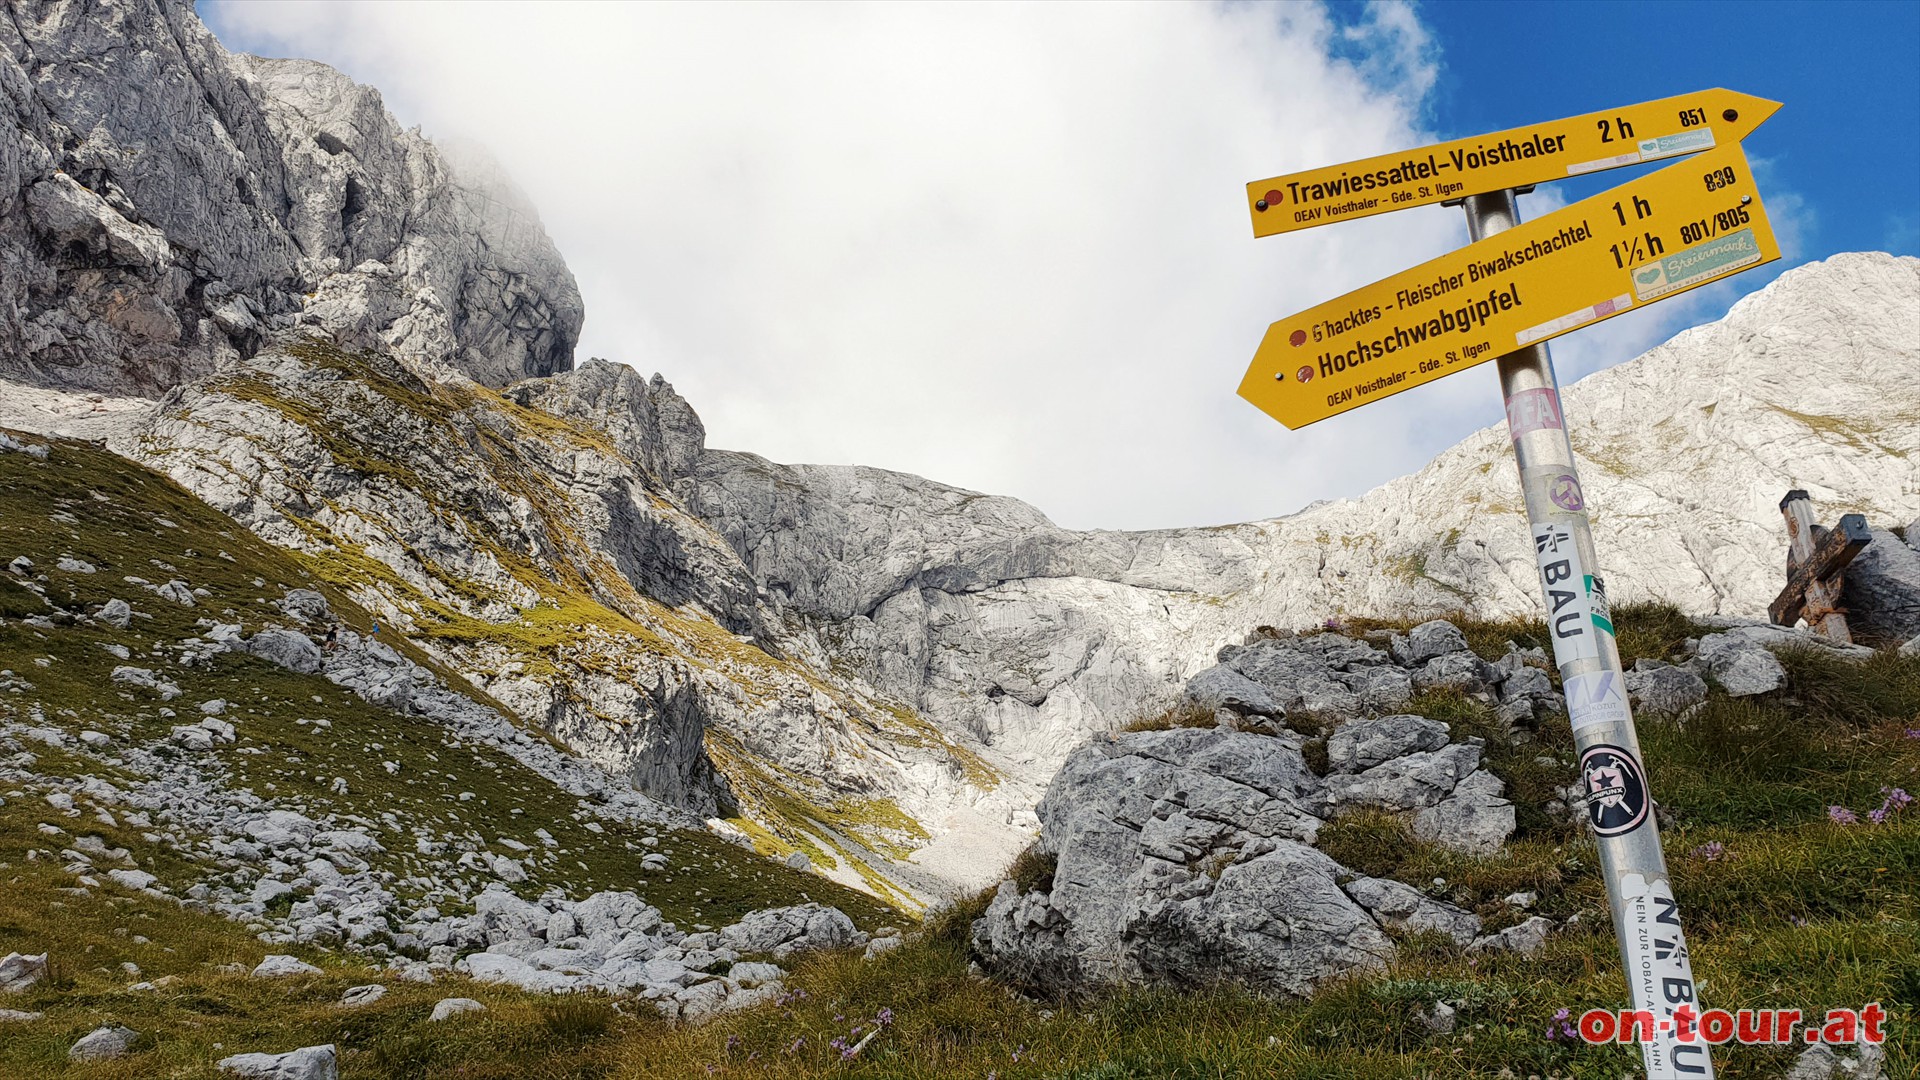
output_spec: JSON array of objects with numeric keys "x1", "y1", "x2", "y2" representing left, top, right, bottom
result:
[
  {"x1": 1296, "y1": 365, "x2": 1314, "y2": 384},
  {"x1": 1265, "y1": 189, "x2": 1283, "y2": 206},
  {"x1": 1289, "y1": 329, "x2": 1307, "y2": 347}
]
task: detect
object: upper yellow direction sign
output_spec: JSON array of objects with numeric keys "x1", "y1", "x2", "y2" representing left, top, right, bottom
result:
[
  {"x1": 1239, "y1": 142, "x2": 1779, "y2": 429},
  {"x1": 1245, "y1": 89, "x2": 1780, "y2": 237}
]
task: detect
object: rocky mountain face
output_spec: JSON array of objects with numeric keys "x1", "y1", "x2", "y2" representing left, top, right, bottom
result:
[
  {"x1": 3, "y1": 2, "x2": 1915, "y2": 910},
  {"x1": 692, "y1": 251, "x2": 1920, "y2": 798},
  {"x1": 0, "y1": 0, "x2": 580, "y2": 395}
]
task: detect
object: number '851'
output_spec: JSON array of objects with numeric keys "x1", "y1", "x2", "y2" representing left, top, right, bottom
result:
[{"x1": 1703, "y1": 166, "x2": 1737, "y2": 192}]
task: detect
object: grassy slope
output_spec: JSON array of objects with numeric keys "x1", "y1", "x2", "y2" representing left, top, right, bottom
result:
[
  {"x1": 0, "y1": 432, "x2": 893, "y2": 1077},
  {"x1": 3, "y1": 436, "x2": 1914, "y2": 1077}
]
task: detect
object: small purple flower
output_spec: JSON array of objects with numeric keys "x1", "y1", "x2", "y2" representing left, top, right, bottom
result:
[
  {"x1": 1829, "y1": 805, "x2": 1859, "y2": 825},
  {"x1": 1545, "y1": 1006, "x2": 1579, "y2": 1042},
  {"x1": 1904, "y1": 728, "x2": 1920, "y2": 740},
  {"x1": 787, "y1": 1038, "x2": 804, "y2": 1054},
  {"x1": 1689, "y1": 841, "x2": 1727, "y2": 862},
  {"x1": 876, "y1": 1007, "x2": 895, "y2": 1026},
  {"x1": 725, "y1": 1034, "x2": 741, "y2": 1053},
  {"x1": 1790, "y1": 915, "x2": 1808, "y2": 928}
]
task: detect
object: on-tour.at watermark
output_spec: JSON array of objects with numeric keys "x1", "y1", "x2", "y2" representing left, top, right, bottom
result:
[{"x1": 1562, "y1": 1003, "x2": 1888, "y2": 1047}]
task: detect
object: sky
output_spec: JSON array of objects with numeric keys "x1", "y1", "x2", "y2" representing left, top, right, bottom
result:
[{"x1": 200, "y1": 1, "x2": 1920, "y2": 531}]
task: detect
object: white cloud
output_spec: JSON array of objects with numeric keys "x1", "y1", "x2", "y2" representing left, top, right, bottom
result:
[{"x1": 200, "y1": 1, "x2": 1746, "y2": 530}]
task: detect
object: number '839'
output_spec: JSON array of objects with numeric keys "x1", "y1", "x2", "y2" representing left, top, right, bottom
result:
[{"x1": 1703, "y1": 166, "x2": 1738, "y2": 192}]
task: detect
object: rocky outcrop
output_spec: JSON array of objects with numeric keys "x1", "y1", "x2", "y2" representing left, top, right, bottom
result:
[
  {"x1": 1841, "y1": 528, "x2": 1920, "y2": 645},
  {"x1": 970, "y1": 621, "x2": 1527, "y2": 996},
  {"x1": 118, "y1": 341, "x2": 1015, "y2": 902},
  {"x1": 0, "y1": 0, "x2": 580, "y2": 394}
]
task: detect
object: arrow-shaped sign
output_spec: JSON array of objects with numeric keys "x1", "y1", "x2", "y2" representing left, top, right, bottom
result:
[
  {"x1": 1245, "y1": 88, "x2": 1780, "y2": 237},
  {"x1": 1238, "y1": 141, "x2": 1779, "y2": 429}
]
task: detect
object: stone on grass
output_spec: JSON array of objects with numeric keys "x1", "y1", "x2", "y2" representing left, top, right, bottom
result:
[
  {"x1": 0, "y1": 952, "x2": 48, "y2": 992},
  {"x1": 430, "y1": 997, "x2": 486, "y2": 1021},
  {"x1": 70, "y1": 1024, "x2": 140, "y2": 1060},
  {"x1": 1467, "y1": 915, "x2": 1553, "y2": 956},
  {"x1": 251, "y1": 954, "x2": 322, "y2": 978},
  {"x1": 1625, "y1": 663, "x2": 1709, "y2": 714},
  {"x1": 1694, "y1": 633, "x2": 1787, "y2": 696},
  {"x1": 1411, "y1": 770, "x2": 1516, "y2": 856},
  {"x1": 340, "y1": 984, "x2": 386, "y2": 1007},
  {"x1": 108, "y1": 868, "x2": 158, "y2": 891},
  {"x1": 217, "y1": 1043, "x2": 339, "y2": 1080},
  {"x1": 246, "y1": 629, "x2": 323, "y2": 675},
  {"x1": 95, "y1": 598, "x2": 132, "y2": 628},
  {"x1": 1391, "y1": 620, "x2": 1470, "y2": 666},
  {"x1": 0, "y1": 1008, "x2": 44, "y2": 1022}
]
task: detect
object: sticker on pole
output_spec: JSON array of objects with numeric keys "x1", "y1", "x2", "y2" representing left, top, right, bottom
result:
[
  {"x1": 1617, "y1": 873, "x2": 1714, "y2": 1078},
  {"x1": 1531, "y1": 521, "x2": 1602, "y2": 665},
  {"x1": 1564, "y1": 670, "x2": 1631, "y2": 732},
  {"x1": 1579, "y1": 743, "x2": 1651, "y2": 837}
]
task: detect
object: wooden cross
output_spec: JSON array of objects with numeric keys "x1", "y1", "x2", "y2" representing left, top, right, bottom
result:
[{"x1": 1769, "y1": 490, "x2": 1872, "y2": 642}]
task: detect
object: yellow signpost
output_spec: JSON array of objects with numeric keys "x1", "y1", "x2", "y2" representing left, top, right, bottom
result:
[
  {"x1": 1235, "y1": 90, "x2": 1787, "y2": 1080},
  {"x1": 1237, "y1": 141, "x2": 1778, "y2": 430},
  {"x1": 1244, "y1": 88, "x2": 1780, "y2": 237}
]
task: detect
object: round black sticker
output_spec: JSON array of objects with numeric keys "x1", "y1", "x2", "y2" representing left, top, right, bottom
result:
[{"x1": 1578, "y1": 743, "x2": 1649, "y2": 837}]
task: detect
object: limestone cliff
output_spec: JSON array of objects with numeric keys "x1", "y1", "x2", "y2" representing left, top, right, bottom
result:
[{"x1": 0, "y1": 0, "x2": 580, "y2": 393}]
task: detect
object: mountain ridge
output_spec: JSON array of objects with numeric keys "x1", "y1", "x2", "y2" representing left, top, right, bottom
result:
[{"x1": 1, "y1": 2, "x2": 1915, "y2": 905}]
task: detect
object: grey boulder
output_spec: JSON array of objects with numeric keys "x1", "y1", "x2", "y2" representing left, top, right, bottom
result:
[
  {"x1": 1343, "y1": 876, "x2": 1479, "y2": 946},
  {"x1": 1625, "y1": 662, "x2": 1709, "y2": 714},
  {"x1": 716, "y1": 904, "x2": 855, "y2": 958},
  {"x1": 0, "y1": 952, "x2": 48, "y2": 992},
  {"x1": 1468, "y1": 915, "x2": 1553, "y2": 956},
  {"x1": 217, "y1": 1043, "x2": 339, "y2": 1080},
  {"x1": 70, "y1": 1025, "x2": 140, "y2": 1061},
  {"x1": 1841, "y1": 528, "x2": 1920, "y2": 644},
  {"x1": 430, "y1": 998, "x2": 486, "y2": 1022},
  {"x1": 1411, "y1": 770, "x2": 1516, "y2": 856},
  {"x1": 1694, "y1": 632, "x2": 1787, "y2": 696},
  {"x1": 1391, "y1": 620, "x2": 1471, "y2": 666},
  {"x1": 247, "y1": 630, "x2": 324, "y2": 675},
  {"x1": 1326, "y1": 714, "x2": 1449, "y2": 772},
  {"x1": 1183, "y1": 664, "x2": 1282, "y2": 716}
]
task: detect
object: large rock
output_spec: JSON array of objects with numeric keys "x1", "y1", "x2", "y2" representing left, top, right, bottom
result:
[
  {"x1": 0, "y1": 3, "x2": 580, "y2": 393},
  {"x1": 1343, "y1": 876, "x2": 1479, "y2": 946},
  {"x1": 217, "y1": 1044, "x2": 339, "y2": 1080},
  {"x1": 0, "y1": 952, "x2": 47, "y2": 992},
  {"x1": 69, "y1": 1025, "x2": 140, "y2": 1061},
  {"x1": 1694, "y1": 632, "x2": 1788, "y2": 696},
  {"x1": 716, "y1": 904, "x2": 856, "y2": 958},
  {"x1": 1841, "y1": 528, "x2": 1920, "y2": 643},
  {"x1": 1411, "y1": 770, "x2": 1516, "y2": 855},
  {"x1": 1625, "y1": 662, "x2": 1709, "y2": 714},
  {"x1": 1326, "y1": 714, "x2": 1449, "y2": 772},
  {"x1": 247, "y1": 630, "x2": 323, "y2": 675}
]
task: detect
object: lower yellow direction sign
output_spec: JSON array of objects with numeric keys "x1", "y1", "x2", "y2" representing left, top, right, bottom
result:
[{"x1": 1239, "y1": 141, "x2": 1779, "y2": 429}]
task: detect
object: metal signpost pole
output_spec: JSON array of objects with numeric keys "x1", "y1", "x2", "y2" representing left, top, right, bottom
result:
[{"x1": 1463, "y1": 188, "x2": 1713, "y2": 1079}]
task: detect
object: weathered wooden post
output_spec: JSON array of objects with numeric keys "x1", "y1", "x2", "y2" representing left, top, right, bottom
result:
[{"x1": 1769, "y1": 490, "x2": 1872, "y2": 643}]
